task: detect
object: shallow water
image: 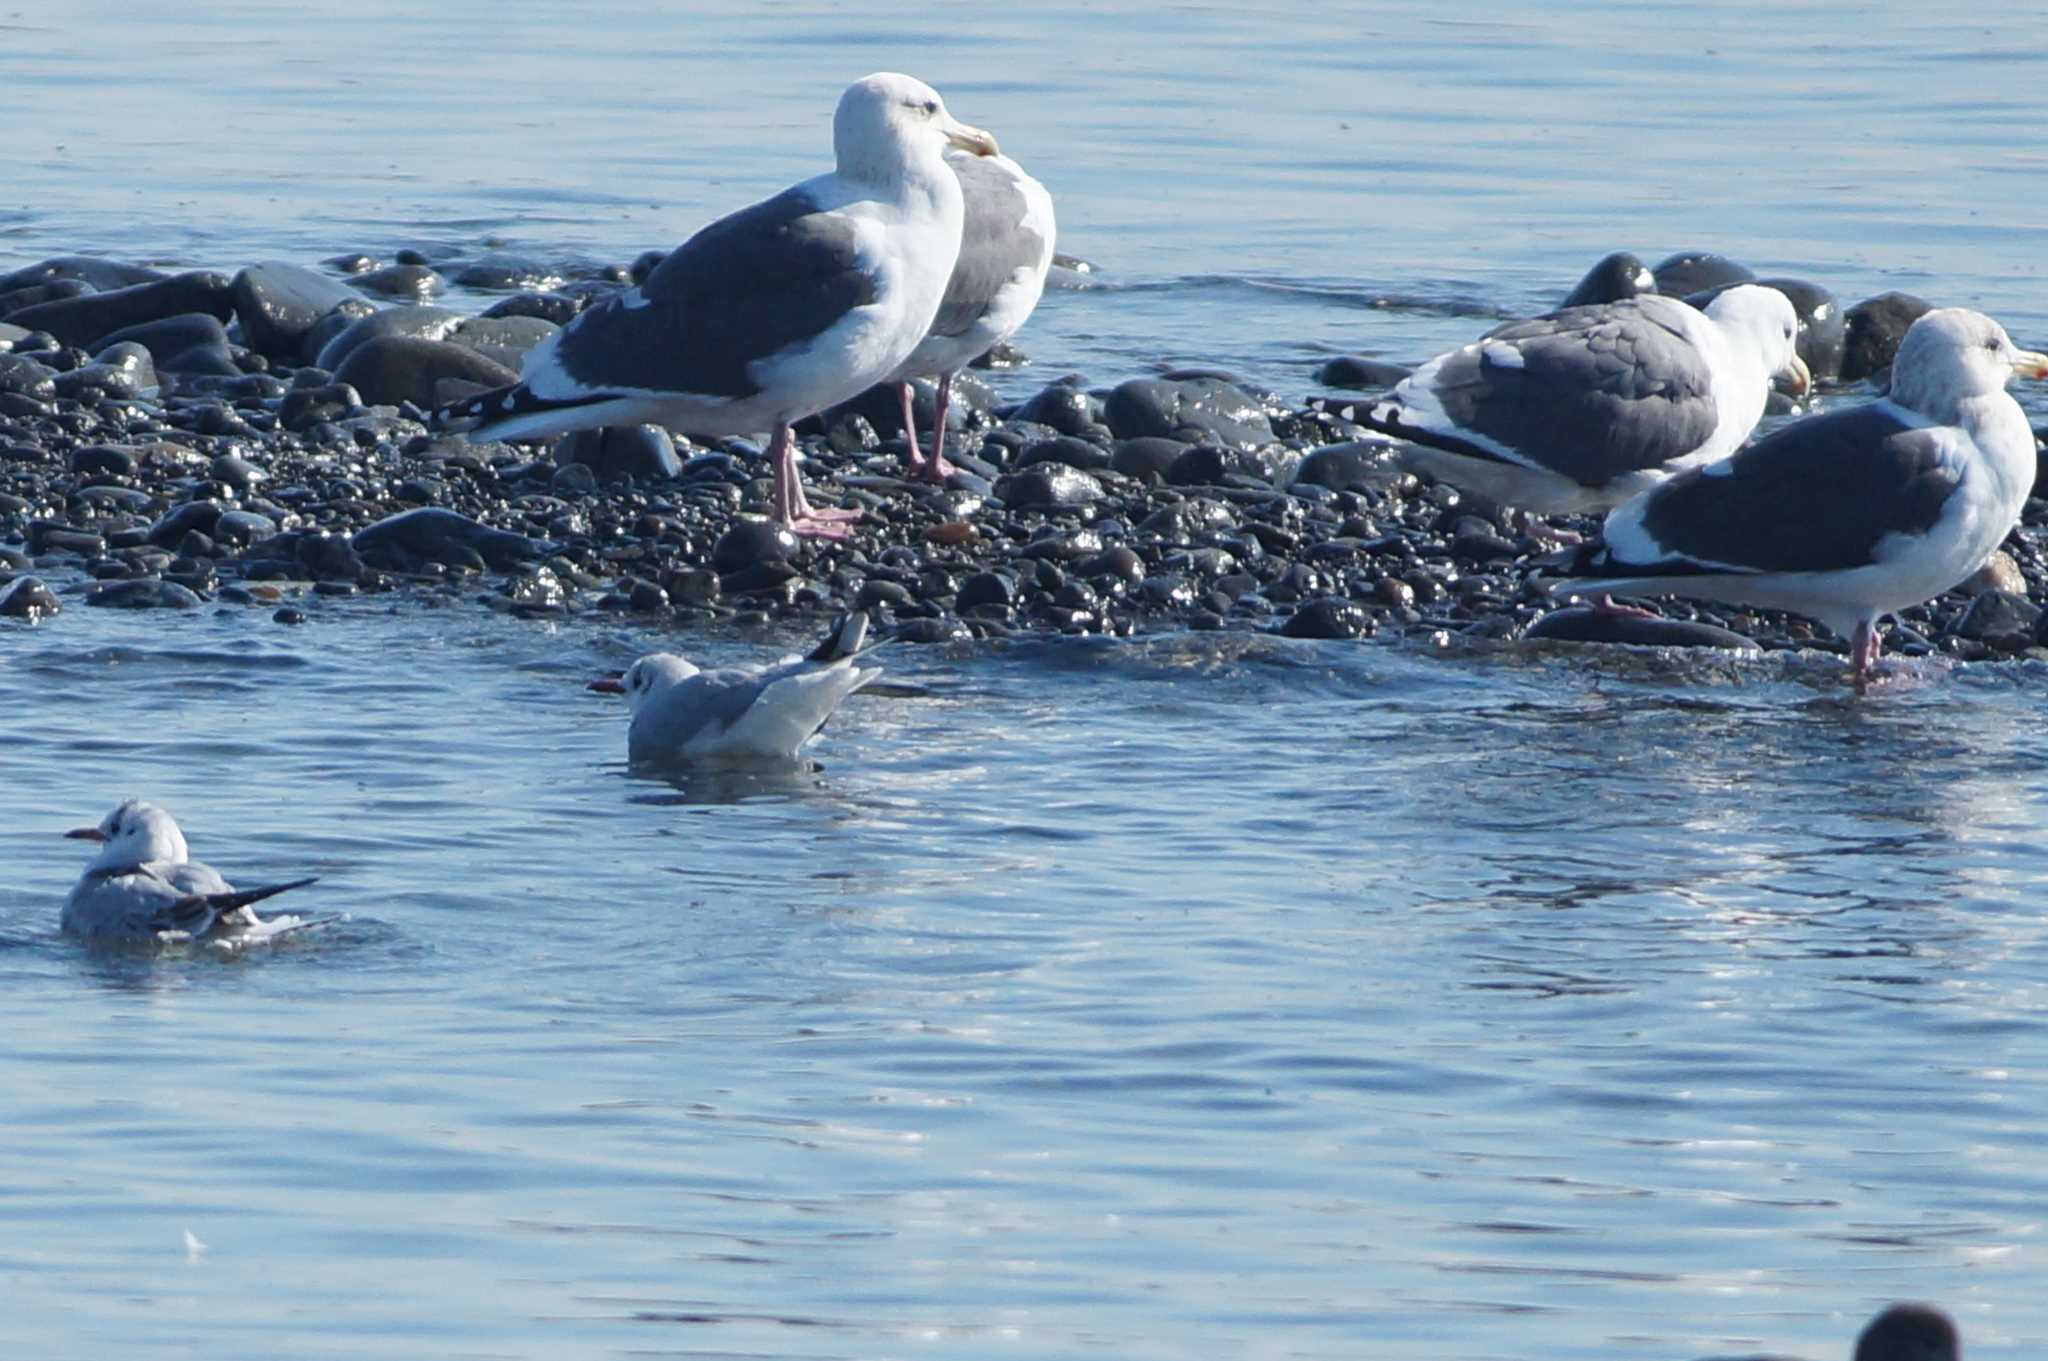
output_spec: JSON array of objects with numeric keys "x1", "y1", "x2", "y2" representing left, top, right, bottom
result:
[{"x1": 5, "y1": 4, "x2": 2048, "y2": 1359}]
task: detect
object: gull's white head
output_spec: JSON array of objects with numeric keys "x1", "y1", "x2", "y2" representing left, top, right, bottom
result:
[
  {"x1": 66, "y1": 799, "x2": 188, "y2": 872},
  {"x1": 594, "y1": 653, "x2": 700, "y2": 717},
  {"x1": 1703, "y1": 283, "x2": 1811, "y2": 396},
  {"x1": 1891, "y1": 308, "x2": 2048, "y2": 419},
  {"x1": 834, "y1": 73, "x2": 999, "y2": 185}
]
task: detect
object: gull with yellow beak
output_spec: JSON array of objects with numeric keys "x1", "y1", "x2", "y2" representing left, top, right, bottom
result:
[
  {"x1": 1551, "y1": 308, "x2": 2048, "y2": 693},
  {"x1": 437, "y1": 73, "x2": 1002, "y2": 539}
]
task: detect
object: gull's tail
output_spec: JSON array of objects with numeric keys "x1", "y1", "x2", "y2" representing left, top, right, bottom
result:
[
  {"x1": 431, "y1": 382, "x2": 622, "y2": 442},
  {"x1": 805, "y1": 611, "x2": 874, "y2": 665},
  {"x1": 193, "y1": 876, "x2": 320, "y2": 915}
]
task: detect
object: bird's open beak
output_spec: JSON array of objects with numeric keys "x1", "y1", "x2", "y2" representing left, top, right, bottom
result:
[
  {"x1": 2010, "y1": 346, "x2": 2048, "y2": 380},
  {"x1": 944, "y1": 118, "x2": 1000, "y2": 158},
  {"x1": 65, "y1": 826, "x2": 107, "y2": 841},
  {"x1": 588, "y1": 676, "x2": 625, "y2": 694},
  {"x1": 1776, "y1": 353, "x2": 1813, "y2": 398}
]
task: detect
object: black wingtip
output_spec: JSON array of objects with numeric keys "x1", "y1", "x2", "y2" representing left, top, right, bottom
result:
[
  {"x1": 205, "y1": 876, "x2": 319, "y2": 913},
  {"x1": 805, "y1": 611, "x2": 871, "y2": 663}
]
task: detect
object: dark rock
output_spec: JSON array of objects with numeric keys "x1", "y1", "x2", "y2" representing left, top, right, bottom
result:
[
  {"x1": 1313, "y1": 354, "x2": 1412, "y2": 389},
  {"x1": 212, "y1": 510, "x2": 277, "y2": 546},
  {"x1": 1561, "y1": 251, "x2": 1655, "y2": 308},
  {"x1": 0, "y1": 353, "x2": 56, "y2": 399},
  {"x1": 894, "y1": 616, "x2": 974, "y2": 645},
  {"x1": 0, "y1": 279, "x2": 94, "y2": 318},
  {"x1": 1294, "y1": 440, "x2": 1399, "y2": 491},
  {"x1": 4, "y1": 271, "x2": 234, "y2": 348},
  {"x1": 1949, "y1": 589, "x2": 2041, "y2": 644},
  {"x1": 1018, "y1": 434, "x2": 1113, "y2": 472},
  {"x1": 148, "y1": 500, "x2": 224, "y2": 547},
  {"x1": 0, "y1": 256, "x2": 166, "y2": 293},
  {"x1": 626, "y1": 579, "x2": 670, "y2": 612},
  {"x1": 550, "y1": 462, "x2": 599, "y2": 495},
  {"x1": 54, "y1": 342, "x2": 157, "y2": 400},
  {"x1": 0, "y1": 574, "x2": 59, "y2": 618},
  {"x1": 85, "y1": 578, "x2": 204, "y2": 609},
  {"x1": 296, "y1": 531, "x2": 363, "y2": 580},
  {"x1": 663, "y1": 566, "x2": 720, "y2": 605},
  {"x1": 481, "y1": 291, "x2": 585, "y2": 326},
  {"x1": 71, "y1": 444, "x2": 136, "y2": 477},
  {"x1": 555, "y1": 424, "x2": 681, "y2": 482},
  {"x1": 313, "y1": 305, "x2": 466, "y2": 371},
  {"x1": 332, "y1": 335, "x2": 519, "y2": 409},
  {"x1": 956, "y1": 570, "x2": 1016, "y2": 612},
  {"x1": 352, "y1": 506, "x2": 559, "y2": 572},
  {"x1": 997, "y1": 463, "x2": 1101, "y2": 509},
  {"x1": 96, "y1": 312, "x2": 240, "y2": 376},
  {"x1": 1109, "y1": 436, "x2": 1189, "y2": 483},
  {"x1": 231, "y1": 262, "x2": 367, "y2": 360},
  {"x1": 352, "y1": 264, "x2": 443, "y2": 298},
  {"x1": 448, "y1": 314, "x2": 558, "y2": 371},
  {"x1": 1103, "y1": 375, "x2": 1274, "y2": 448},
  {"x1": 453, "y1": 255, "x2": 565, "y2": 291},
  {"x1": 1077, "y1": 545, "x2": 1144, "y2": 582},
  {"x1": 1279, "y1": 597, "x2": 1371, "y2": 640},
  {"x1": 1840, "y1": 291, "x2": 1933, "y2": 384},
  {"x1": 29, "y1": 523, "x2": 105, "y2": 556},
  {"x1": 1013, "y1": 381, "x2": 1100, "y2": 435},
  {"x1": 631, "y1": 250, "x2": 666, "y2": 284},
  {"x1": 1524, "y1": 607, "x2": 1756, "y2": 649},
  {"x1": 1650, "y1": 251, "x2": 1754, "y2": 297},
  {"x1": 1966, "y1": 549, "x2": 2026, "y2": 596},
  {"x1": 273, "y1": 606, "x2": 308, "y2": 625},
  {"x1": 711, "y1": 518, "x2": 799, "y2": 573}
]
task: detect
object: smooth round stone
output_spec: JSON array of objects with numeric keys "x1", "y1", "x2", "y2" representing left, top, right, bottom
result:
[
  {"x1": 995, "y1": 463, "x2": 1101, "y2": 510},
  {"x1": 95, "y1": 312, "x2": 240, "y2": 377},
  {"x1": 626, "y1": 579, "x2": 669, "y2": 612},
  {"x1": 331, "y1": 335, "x2": 518, "y2": 409},
  {"x1": 711, "y1": 518, "x2": 799, "y2": 573},
  {"x1": 29, "y1": 523, "x2": 106, "y2": 556},
  {"x1": 0, "y1": 256, "x2": 166, "y2": 293},
  {"x1": 70, "y1": 444, "x2": 136, "y2": 476},
  {"x1": 212, "y1": 510, "x2": 277, "y2": 546},
  {"x1": 1279, "y1": 597, "x2": 1371, "y2": 639},
  {"x1": 1012, "y1": 381, "x2": 1100, "y2": 435},
  {"x1": 555, "y1": 424, "x2": 681, "y2": 482},
  {"x1": 1109, "y1": 436, "x2": 1189, "y2": 482},
  {"x1": 1313, "y1": 354, "x2": 1412, "y2": 389},
  {"x1": 1560, "y1": 251, "x2": 1655, "y2": 308},
  {"x1": 313, "y1": 304, "x2": 466, "y2": 371},
  {"x1": 1948, "y1": 589, "x2": 2040, "y2": 644},
  {"x1": 453, "y1": 256, "x2": 566, "y2": 291},
  {"x1": 351, "y1": 264, "x2": 443, "y2": 298},
  {"x1": 1524, "y1": 607, "x2": 1756, "y2": 649},
  {"x1": 630, "y1": 249, "x2": 667, "y2": 284},
  {"x1": 448, "y1": 314, "x2": 558, "y2": 371},
  {"x1": 1017, "y1": 434, "x2": 1112, "y2": 472},
  {"x1": 956, "y1": 570, "x2": 1015, "y2": 612},
  {"x1": 273, "y1": 606, "x2": 308, "y2": 625},
  {"x1": 0, "y1": 353, "x2": 56, "y2": 399},
  {"x1": 1103, "y1": 375, "x2": 1274, "y2": 448},
  {"x1": 148, "y1": 500, "x2": 224, "y2": 546},
  {"x1": 4, "y1": 271, "x2": 234, "y2": 348},
  {"x1": 1293, "y1": 439, "x2": 1402, "y2": 491},
  {"x1": 481, "y1": 291, "x2": 584, "y2": 326},
  {"x1": 85, "y1": 578, "x2": 203, "y2": 609},
  {"x1": 550, "y1": 462, "x2": 599, "y2": 495},
  {"x1": 893, "y1": 616, "x2": 973, "y2": 645},
  {"x1": 662, "y1": 566, "x2": 720, "y2": 605},
  {"x1": 1649, "y1": 250, "x2": 1754, "y2": 297},
  {"x1": 351, "y1": 506, "x2": 559, "y2": 571},
  {"x1": 0, "y1": 574, "x2": 60, "y2": 618},
  {"x1": 324, "y1": 253, "x2": 378, "y2": 275},
  {"x1": 232, "y1": 262, "x2": 366, "y2": 359},
  {"x1": 0, "y1": 278, "x2": 94, "y2": 318},
  {"x1": 210, "y1": 453, "x2": 265, "y2": 489},
  {"x1": 1840, "y1": 291, "x2": 1932, "y2": 383},
  {"x1": 279, "y1": 381, "x2": 363, "y2": 432},
  {"x1": 296, "y1": 531, "x2": 364, "y2": 579}
]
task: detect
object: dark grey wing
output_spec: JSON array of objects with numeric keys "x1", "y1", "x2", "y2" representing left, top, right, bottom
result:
[
  {"x1": 931, "y1": 157, "x2": 1050, "y2": 337},
  {"x1": 1421, "y1": 302, "x2": 1721, "y2": 485},
  {"x1": 546, "y1": 185, "x2": 878, "y2": 399},
  {"x1": 1593, "y1": 404, "x2": 1960, "y2": 576}
]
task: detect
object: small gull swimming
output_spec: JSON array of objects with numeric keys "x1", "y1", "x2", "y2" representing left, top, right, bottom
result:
[
  {"x1": 1322, "y1": 286, "x2": 1811, "y2": 514},
  {"x1": 886, "y1": 147, "x2": 1056, "y2": 482},
  {"x1": 591, "y1": 612, "x2": 883, "y2": 764},
  {"x1": 436, "y1": 72, "x2": 1000, "y2": 538},
  {"x1": 62, "y1": 799, "x2": 321, "y2": 945},
  {"x1": 1550, "y1": 307, "x2": 2048, "y2": 692}
]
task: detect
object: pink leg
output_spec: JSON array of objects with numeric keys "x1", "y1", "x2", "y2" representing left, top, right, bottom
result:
[
  {"x1": 1588, "y1": 591, "x2": 1657, "y2": 619},
  {"x1": 768, "y1": 422, "x2": 861, "y2": 539},
  {"x1": 897, "y1": 381, "x2": 925, "y2": 466},
  {"x1": 909, "y1": 372, "x2": 961, "y2": 484},
  {"x1": 1849, "y1": 618, "x2": 1881, "y2": 695}
]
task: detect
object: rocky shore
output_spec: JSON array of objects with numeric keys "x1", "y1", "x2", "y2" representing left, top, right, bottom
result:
[{"x1": 3, "y1": 248, "x2": 2046, "y2": 673}]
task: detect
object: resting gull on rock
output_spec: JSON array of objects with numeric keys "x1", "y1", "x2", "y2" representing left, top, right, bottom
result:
[
  {"x1": 886, "y1": 147, "x2": 1056, "y2": 482},
  {"x1": 1550, "y1": 308, "x2": 2048, "y2": 693},
  {"x1": 590, "y1": 612, "x2": 883, "y2": 764},
  {"x1": 62, "y1": 799, "x2": 320, "y2": 944},
  {"x1": 1321, "y1": 286, "x2": 1811, "y2": 514},
  {"x1": 436, "y1": 72, "x2": 1000, "y2": 538}
]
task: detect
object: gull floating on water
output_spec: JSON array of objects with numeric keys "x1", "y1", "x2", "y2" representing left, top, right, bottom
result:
[
  {"x1": 1550, "y1": 307, "x2": 2048, "y2": 692},
  {"x1": 887, "y1": 146, "x2": 1056, "y2": 482},
  {"x1": 1321, "y1": 286, "x2": 1810, "y2": 513},
  {"x1": 436, "y1": 72, "x2": 1000, "y2": 538},
  {"x1": 591, "y1": 612, "x2": 883, "y2": 764},
  {"x1": 62, "y1": 799, "x2": 320, "y2": 944}
]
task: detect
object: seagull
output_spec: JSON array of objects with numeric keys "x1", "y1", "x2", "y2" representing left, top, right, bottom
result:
[
  {"x1": 62, "y1": 799, "x2": 320, "y2": 944},
  {"x1": 590, "y1": 612, "x2": 883, "y2": 764},
  {"x1": 435, "y1": 73, "x2": 1000, "y2": 538},
  {"x1": 1853, "y1": 1303, "x2": 1959, "y2": 1361},
  {"x1": 1549, "y1": 308, "x2": 2048, "y2": 693},
  {"x1": 1320, "y1": 286, "x2": 1811, "y2": 514},
  {"x1": 887, "y1": 147, "x2": 1056, "y2": 482}
]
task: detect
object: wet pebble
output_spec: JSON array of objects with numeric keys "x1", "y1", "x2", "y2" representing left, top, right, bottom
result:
[
  {"x1": 86, "y1": 578, "x2": 204, "y2": 609},
  {"x1": 0, "y1": 574, "x2": 60, "y2": 618},
  {"x1": 711, "y1": 518, "x2": 799, "y2": 573}
]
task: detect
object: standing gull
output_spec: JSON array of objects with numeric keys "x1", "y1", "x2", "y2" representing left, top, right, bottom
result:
[
  {"x1": 62, "y1": 799, "x2": 320, "y2": 944},
  {"x1": 436, "y1": 73, "x2": 1000, "y2": 538},
  {"x1": 1323, "y1": 287, "x2": 1811, "y2": 514},
  {"x1": 590, "y1": 612, "x2": 883, "y2": 764},
  {"x1": 887, "y1": 148, "x2": 1056, "y2": 482},
  {"x1": 1550, "y1": 308, "x2": 2048, "y2": 692}
]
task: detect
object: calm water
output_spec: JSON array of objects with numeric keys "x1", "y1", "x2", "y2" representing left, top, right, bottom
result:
[{"x1": 5, "y1": 4, "x2": 2048, "y2": 1358}]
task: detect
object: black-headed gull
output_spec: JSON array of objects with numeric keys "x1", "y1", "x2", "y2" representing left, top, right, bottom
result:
[
  {"x1": 591, "y1": 612, "x2": 883, "y2": 764},
  {"x1": 436, "y1": 73, "x2": 1000, "y2": 539},
  {"x1": 1321, "y1": 286, "x2": 1810, "y2": 513},
  {"x1": 63, "y1": 799, "x2": 320, "y2": 944},
  {"x1": 1551, "y1": 308, "x2": 2048, "y2": 692},
  {"x1": 887, "y1": 147, "x2": 1056, "y2": 482}
]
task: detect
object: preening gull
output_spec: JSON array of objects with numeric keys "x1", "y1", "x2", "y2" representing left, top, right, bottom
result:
[
  {"x1": 887, "y1": 148, "x2": 1056, "y2": 482},
  {"x1": 1550, "y1": 308, "x2": 2048, "y2": 692},
  {"x1": 62, "y1": 799, "x2": 320, "y2": 944},
  {"x1": 436, "y1": 73, "x2": 1000, "y2": 538},
  {"x1": 1325, "y1": 287, "x2": 1811, "y2": 514},
  {"x1": 590, "y1": 612, "x2": 883, "y2": 764}
]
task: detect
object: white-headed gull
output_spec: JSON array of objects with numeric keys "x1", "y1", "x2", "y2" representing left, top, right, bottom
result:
[
  {"x1": 437, "y1": 73, "x2": 1000, "y2": 538},
  {"x1": 591, "y1": 612, "x2": 883, "y2": 763},
  {"x1": 887, "y1": 147, "x2": 1056, "y2": 482},
  {"x1": 1551, "y1": 308, "x2": 2048, "y2": 692},
  {"x1": 63, "y1": 799, "x2": 320, "y2": 944},
  {"x1": 1324, "y1": 286, "x2": 1811, "y2": 513}
]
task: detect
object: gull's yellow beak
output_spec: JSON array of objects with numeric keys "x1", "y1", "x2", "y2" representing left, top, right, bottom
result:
[
  {"x1": 1777, "y1": 352, "x2": 1813, "y2": 398},
  {"x1": 2010, "y1": 346, "x2": 2048, "y2": 380},
  {"x1": 944, "y1": 118, "x2": 1000, "y2": 158}
]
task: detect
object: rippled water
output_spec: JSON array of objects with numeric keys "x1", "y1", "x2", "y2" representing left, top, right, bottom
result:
[{"x1": 5, "y1": 4, "x2": 2048, "y2": 1358}]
